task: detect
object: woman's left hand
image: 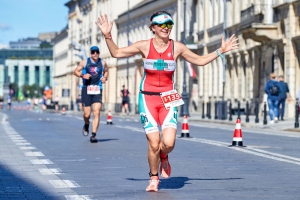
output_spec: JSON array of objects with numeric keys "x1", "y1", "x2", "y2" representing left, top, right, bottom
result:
[{"x1": 220, "y1": 34, "x2": 239, "y2": 53}]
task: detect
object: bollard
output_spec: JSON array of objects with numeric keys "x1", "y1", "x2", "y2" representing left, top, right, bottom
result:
[
  {"x1": 255, "y1": 101, "x2": 259, "y2": 123},
  {"x1": 202, "y1": 102, "x2": 205, "y2": 119},
  {"x1": 263, "y1": 102, "x2": 267, "y2": 125},
  {"x1": 222, "y1": 101, "x2": 226, "y2": 120},
  {"x1": 237, "y1": 101, "x2": 241, "y2": 120},
  {"x1": 206, "y1": 102, "x2": 209, "y2": 118},
  {"x1": 208, "y1": 101, "x2": 211, "y2": 119},
  {"x1": 245, "y1": 101, "x2": 250, "y2": 123},
  {"x1": 229, "y1": 101, "x2": 233, "y2": 121},
  {"x1": 295, "y1": 99, "x2": 299, "y2": 128},
  {"x1": 206, "y1": 101, "x2": 211, "y2": 119},
  {"x1": 214, "y1": 101, "x2": 218, "y2": 120}
]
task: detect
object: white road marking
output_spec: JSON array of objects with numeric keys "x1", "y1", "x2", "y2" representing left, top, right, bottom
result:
[
  {"x1": 190, "y1": 122, "x2": 300, "y2": 138},
  {"x1": 65, "y1": 195, "x2": 94, "y2": 200},
  {"x1": 49, "y1": 180, "x2": 80, "y2": 188},
  {"x1": 19, "y1": 146, "x2": 36, "y2": 150},
  {"x1": 12, "y1": 139, "x2": 27, "y2": 143},
  {"x1": 6, "y1": 132, "x2": 19, "y2": 135},
  {"x1": 24, "y1": 152, "x2": 44, "y2": 156},
  {"x1": 38, "y1": 168, "x2": 63, "y2": 175},
  {"x1": 9, "y1": 135, "x2": 24, "y2": 140},
  {"x1": 30, "y1": 159, "x2": 53, "y2": 164},
  {"x1": 111, "y1": 124, "x2": 300, "y2": 166},
  {"x1": 55, "y1": 159, "x2": 86, "y2": 162},
  {"x1": 180, "y1": 137, "x2": 300, "y2": 166},
  {"x1": 15, "y1": 142, "x2": 31, "y2": 145}
]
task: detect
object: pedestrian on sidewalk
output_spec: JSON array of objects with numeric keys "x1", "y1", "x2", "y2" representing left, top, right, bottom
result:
[
  {"x1": 264, "y1": 73, "x2": 281, "y2": 124},
  {"x1": 54, "y1": 96, "x2": 60, "y2": 112},
  {"x1": 96, "y1": 11, "x2": 239, "y2": 191},
  {"x1": 73, "y1": 46, "x2": 109, "y2": 143},
  {"x1": 120, "y1": 85, "x2": 130, "y2": 117},
  {"x1": 277, "y1": 75, "x2": 292, "y2": 120}
]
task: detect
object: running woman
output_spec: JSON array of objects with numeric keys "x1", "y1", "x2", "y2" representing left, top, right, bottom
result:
[
  {"x1": 73, "y1": 46, "x2": 108, "y2": 143},
  {"x1": 96, "y1": 11, "x2": 239, "y2": 191}
]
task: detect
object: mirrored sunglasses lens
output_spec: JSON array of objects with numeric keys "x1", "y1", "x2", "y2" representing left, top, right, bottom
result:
[
  {"x1": 158, "y1": 23, "x2": 172, "y2": 29},
  {"x1": 91, "y1": 51, "x2": 99, "y2": 54},
  {"x1": 167, "y1": 24, "x2": 173, "y2": 29},
  {"x1": 161, "y1": 24, "x2": 167, "y2": 28}
]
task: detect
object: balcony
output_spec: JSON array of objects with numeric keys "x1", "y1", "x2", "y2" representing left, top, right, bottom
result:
[{"x1": 240, "y1": 4, "x2": 278, "y2": 42}]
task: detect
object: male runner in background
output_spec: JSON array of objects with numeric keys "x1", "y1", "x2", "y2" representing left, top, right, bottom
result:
[{"x1": 73, "y1": 46, "x2": 108, "y2": 143}]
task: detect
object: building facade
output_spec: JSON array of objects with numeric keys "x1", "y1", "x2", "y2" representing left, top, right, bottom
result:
[
  {"x1": 53, "y1": 0, "x2": 300, "y2": 118},
  {"x1": 0, "y1": 47, "x2": 53, "y2": 98},
  {"x1": 55, "y1": 0, "x2": 144, "y2": 110}
]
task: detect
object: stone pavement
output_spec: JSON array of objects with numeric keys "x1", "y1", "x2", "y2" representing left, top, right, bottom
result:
[
  {"x1": 185, "y1": 113, "x2": 300, "y2": 133},
  {"x1": 66, "y1": 107, "x2": 300, "y2": 133},
  {"x1": 1, "y1": 107, "x2": 300, "y2": 199},
  {"x1": 101, "y1": 110, "x2": 300, "y2": 133}
]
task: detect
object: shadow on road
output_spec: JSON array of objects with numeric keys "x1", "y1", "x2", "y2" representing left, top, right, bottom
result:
[
  {"x1": 96, "y1": 138, "x2": 119, "y2": 142},
  {"x1": 126, "y1": 176, "x2": 243, "y2": 189},
  {"x1": 0, "y1": 163, "x2": 57, "y2": 199}
]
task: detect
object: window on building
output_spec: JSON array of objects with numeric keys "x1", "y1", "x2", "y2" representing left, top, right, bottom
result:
[
  {"x1": 35, "y1": 66, "x2": 40, "y2": 85},
  {"x1": 45, "y1": 66, "x2": 50, "y2": 85},
  {"x1": 24, "y1": 66, "x2": 29, "y2": 85},
  {"x1": 220, "y1": 0, "x2": 224, "y2": 23},
  {"x1": 214, "y1": 0, "x2": 219, "y2": 26},
  {"x1": 209, "y1": 0, "x2": 213, "y2": 27},
  {"x1": 14, "y1": 66, "x2": 19, "y2": 85},
  {"x1": 199, "y1": 1, "x2": 204, "y2": 30},
  {"x1": 4, "y1": 66, "x2": 8, "y2": 83}
]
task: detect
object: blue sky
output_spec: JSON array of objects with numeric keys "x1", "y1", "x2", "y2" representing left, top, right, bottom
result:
[{"x1": 0, "y1": 0, "x2": 68, "y2": 45}]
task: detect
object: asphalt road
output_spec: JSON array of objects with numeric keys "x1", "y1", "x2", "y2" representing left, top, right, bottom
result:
[{"x1": 0, "y1": 108, "x2": 300, "y2": 200}]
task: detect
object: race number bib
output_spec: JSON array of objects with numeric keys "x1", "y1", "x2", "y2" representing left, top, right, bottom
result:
[
  {"x1": 87, "y1": 85, "x2": 100, "y2": 95},
  {"x1": 160, "y1": 90, "x2": 184, "y2": 109}
]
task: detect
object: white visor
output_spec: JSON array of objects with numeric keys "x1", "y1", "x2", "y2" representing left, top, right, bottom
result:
[{"x1": 152, "y1": 14, "x2": 174, "y2": 25}]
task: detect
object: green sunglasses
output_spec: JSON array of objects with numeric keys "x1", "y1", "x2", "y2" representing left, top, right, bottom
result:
[{"x1": 155, "y1": 23, "x2": 173, "y2": 29}]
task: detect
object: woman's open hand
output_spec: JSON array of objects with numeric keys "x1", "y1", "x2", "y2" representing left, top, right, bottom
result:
[
  {"x1": 95, "y1": 14, "x2": 114, "y2": 37},
  {"x1": 220, "y1": 34, "x2": 239, "y2": 53}
]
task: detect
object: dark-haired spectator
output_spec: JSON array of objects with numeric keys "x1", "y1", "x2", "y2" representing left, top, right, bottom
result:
[
  {"x1": 277, "y1": 75, "x2": 292, "y2": 120},
  {"x1": 264, "y1": 73, "x2": 281, "y2": 123}
]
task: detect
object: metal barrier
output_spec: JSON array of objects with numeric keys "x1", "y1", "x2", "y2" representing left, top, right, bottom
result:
[
  {"x1": 295, "y1": 98, "x2": 299, "y2": 128},
  {"x1": 263, "y1": 102, "x2": 267, "y2": 125}
]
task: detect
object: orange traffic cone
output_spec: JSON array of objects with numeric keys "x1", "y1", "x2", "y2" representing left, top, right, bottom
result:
[
  {"x1": 61, "y1": 106, "x2": 66, "y2": 115},
  {"x1": 229, "y1": 119, "x2": 246, "y2": 147},
  {"x1": 180, "y1": 115, "x2": 190, "y2": 137},
  {"x1": 106, "y1": 110, "x2": 113, "y2": 125}
]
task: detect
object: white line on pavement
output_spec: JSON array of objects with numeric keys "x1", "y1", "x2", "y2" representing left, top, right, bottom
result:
[
  {"x1": 72, "y1": 114, "x2": 300, "y2": 166},
  {"x1": 49, "y1": 180, "x2": 80, "y2": 188},
  {"x1": 190, "y1": 122, "x2": 300, "y2": 138},
  {"x1": 180, "y1": 137, "x2": 300, "y2": 166},
  {"x1": 65, "y1": 195, "x2": 94, "y2": 200},
  {"x1": 24, "y1": 152, "x2": 44, "y2": 156},
  {"x1": 38, "y1": 168, "x2": 63, "y2": 175},
  {"x1": 30, "y1": 159, "x2": 53, "y2": 164}
]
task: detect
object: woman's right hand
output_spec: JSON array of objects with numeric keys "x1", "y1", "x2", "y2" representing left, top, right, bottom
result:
[{"x1": 95, "y1": 14, "x2": 114, "y2": 37}]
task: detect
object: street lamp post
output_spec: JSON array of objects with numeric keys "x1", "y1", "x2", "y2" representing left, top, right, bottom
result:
[
  {"x1": 126, "y1": 0, "x2": 130, "y2": 89},
  {"x1": 221, "y1": 0, "x2": 228, "y2": 120},
  {"x1": 180, "y1": 0, "x2": 190, "y2": 117},
  {"x1": 70, "y1": 21, "x2": 74, "y2": 110}
]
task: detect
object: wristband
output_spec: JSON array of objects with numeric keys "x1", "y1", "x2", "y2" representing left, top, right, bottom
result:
[
  {"x1": 216, "y1": 49, "x2": 224, "y2": 59},
  {"x1": 80, "y1": 74, "x2": 83, "y2": 78},
  {"x1": 104, "y1": 33, "x2": 112, "y2": 40}
]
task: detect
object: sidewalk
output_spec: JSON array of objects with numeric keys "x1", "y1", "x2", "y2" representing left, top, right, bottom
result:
[
  {"x1": 184, "y1": 113, "x2": 300, "y2": 133},
  {"x1": 50, "y1": 108, "x2": 300, "y2": 133}
]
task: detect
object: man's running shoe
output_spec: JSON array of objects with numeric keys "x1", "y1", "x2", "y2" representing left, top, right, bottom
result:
[
  {"x1": 90, "y1": 137, "x2": 98, "y2": 143},
  {"x1": 82, "y1": 124, "x2": 89, "y2": 136},
  {"x1": 90, "y1": 135, "x2": 98, "y2": 143},
  {"x1": 160, "y1": 156, "x2": 171, "y2": 178},
  {"x1": 146, "y1": 176, "x2": 160, "y2": 192}
]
